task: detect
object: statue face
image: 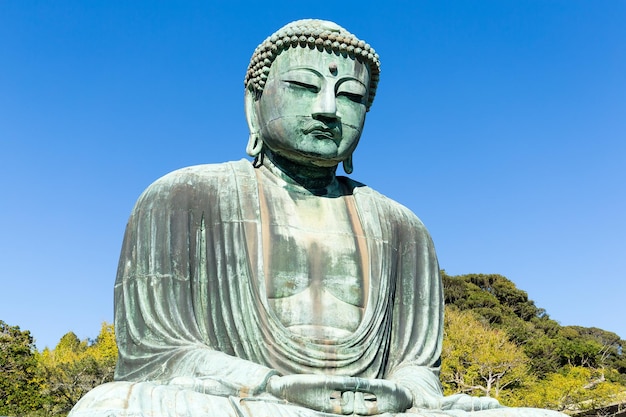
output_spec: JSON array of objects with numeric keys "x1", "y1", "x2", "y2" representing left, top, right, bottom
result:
[{"x1": 252, "y1": 47, "x2": 370, "y2": 168}]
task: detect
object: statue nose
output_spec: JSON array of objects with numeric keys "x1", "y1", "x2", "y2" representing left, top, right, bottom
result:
[{"x1": 312, "y1": 86, "x2": 338, "y2": 121}]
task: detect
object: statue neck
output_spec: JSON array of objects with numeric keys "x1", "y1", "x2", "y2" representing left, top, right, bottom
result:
[{"x1": 260, "y1": 150, "x2": 339, "y2": 193}]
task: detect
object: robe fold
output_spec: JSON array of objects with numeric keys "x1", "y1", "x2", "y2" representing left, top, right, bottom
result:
[{"x1": 69, "y1": 160, "x2": 564, "y2": 417}]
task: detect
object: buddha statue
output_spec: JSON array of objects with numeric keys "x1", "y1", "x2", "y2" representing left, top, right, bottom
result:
[{"x1": 69, "y1": 19, "x2": 565, "y2": 417}]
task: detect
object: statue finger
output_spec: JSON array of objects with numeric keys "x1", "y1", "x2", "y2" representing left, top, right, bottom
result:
[
  {"x1": 325, "y1": 376, "x2": 359, "y2": 391},
  {"x1": 353, "y1": 391, "x2": 371, "y2": 415},
  {"x1": 339, "y1": 391, "x2": 354, "y2": 415},
  {"x1": 352, "y1": 377, "x2": 372, "y2": 393}
]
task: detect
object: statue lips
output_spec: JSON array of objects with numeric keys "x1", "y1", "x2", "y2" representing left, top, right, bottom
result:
[{"x1": 302, "y1": 122, "x2": 341, "y2": 142}]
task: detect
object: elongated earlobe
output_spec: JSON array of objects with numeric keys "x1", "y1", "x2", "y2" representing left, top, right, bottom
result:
[
  {"x1": 246, "y1": 132, "x2": 263, "y2": 157},
  {"x1": 343, "y1": 155, "x2": 353, "y2": 174}
]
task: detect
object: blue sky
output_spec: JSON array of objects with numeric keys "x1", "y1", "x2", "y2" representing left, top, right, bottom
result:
[{"x1": 1, "y1": 1, "x2": 624, "y2": 350}]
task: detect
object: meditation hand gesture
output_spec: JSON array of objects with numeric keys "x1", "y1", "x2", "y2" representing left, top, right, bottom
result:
[{"x1": 266, "y1": 374, "x2": 413, "y2": 415}]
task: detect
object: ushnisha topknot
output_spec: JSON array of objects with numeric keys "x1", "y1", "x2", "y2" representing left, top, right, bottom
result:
[{"x1": 245, "y1": 19, "x2": 381, "y2": 111}]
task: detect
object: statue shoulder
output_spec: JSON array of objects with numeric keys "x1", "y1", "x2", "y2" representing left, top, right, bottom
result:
[
  {"x1": 341, "y1": 177, "x2": 429, "y2": 233},
  {"x1": 133, "y1": 160, "x2": 253, "y2": 211}
]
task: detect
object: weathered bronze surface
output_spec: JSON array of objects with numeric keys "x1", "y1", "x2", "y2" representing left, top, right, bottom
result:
[{"x1": 69, "y1": 19, "x2": 565, "y2": 417}]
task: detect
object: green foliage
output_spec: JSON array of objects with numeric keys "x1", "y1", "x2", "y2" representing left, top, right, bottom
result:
[
  {"x1": 523, "y1": 335, "x2": 562, "y2": 377},
  {"x1": 442, "y1": 271, "x2": 626, "y2": 410},
  {"x1": 562, "y1": 326, "x2": 626, "y2": 378},
  {"x1": 508, "y1": 366, "x2": 624, "y2": 412},
  {"x1": 441, "y1": 308, "x2": 533, "y2": 401},
  {"x1": 442, "y1": 272, "x2": 547, "y2": 326},
  {"x1": 0, "y1": 320, "x2": 45, "y2": 416},
  {"x1": 37, "y1": 323, "x2": 118, "y2": 416}
]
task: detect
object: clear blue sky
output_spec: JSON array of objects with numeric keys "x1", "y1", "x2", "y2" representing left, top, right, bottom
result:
[{"x1": 1, "y1": 1, "x2": 624, "y2": 350}]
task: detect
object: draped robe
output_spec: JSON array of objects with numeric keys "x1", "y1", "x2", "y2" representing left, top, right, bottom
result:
[{"x1": 69, "y1": 160, "x2": 564, "y2": 417}]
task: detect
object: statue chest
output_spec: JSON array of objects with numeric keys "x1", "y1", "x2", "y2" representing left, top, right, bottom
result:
[{"x1": 259, "y1": 183, "x2": 367, "y2": 339}]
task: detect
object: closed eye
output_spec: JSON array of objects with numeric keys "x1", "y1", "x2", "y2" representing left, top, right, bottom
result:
[
  {"x1": 285, "y1": 80, "x2": 319, "y2": 93},
  {"x1": 337, "y1": 91, "x2": 365, "y2": 104}
]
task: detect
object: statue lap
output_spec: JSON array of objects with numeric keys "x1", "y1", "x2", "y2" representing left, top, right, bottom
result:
[{"x1": 70, "y1": 382, "x2": 565, "y2": 417}]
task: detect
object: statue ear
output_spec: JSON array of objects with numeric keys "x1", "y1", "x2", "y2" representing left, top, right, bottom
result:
[
  {"x1": 245, "y1": 84, "x2": 263, "y2": 157},
  {"x1": 342, "y1": 154, "x2": 354, "y2": 174},
  {"x1": 245, "y1": 83, "x2": 260, "y2": 135}
]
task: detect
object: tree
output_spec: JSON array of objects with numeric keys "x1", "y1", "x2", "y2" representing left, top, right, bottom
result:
[
  {"x1": 441, "y1": 308, "x2": 532, "y2": 401},
  {"x1": 441, "y1": 272, "x2": 626, "y2": 384},
  {"x1": 0, "y1": 320, "x2": 44, "y2": 415},
  {"x1": 509, "y1": 366, "x2": 624, "y2": 412},
  {"x1": 38, "y1": 322, "x2": 117, "y2": 416},
  {"x1": 442, "y1": 272, "x2": 505, "y2": 324},
  {"x1": 442, "y1": 271, "x2": 626, "y2": 410}
]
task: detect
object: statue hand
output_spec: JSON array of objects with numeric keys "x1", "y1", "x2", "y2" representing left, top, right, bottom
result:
[
  {"x1": 349, "y1": 378, "x2": 413, "y2": 415},
  {"x1": 441, "y1": 393, "x2": 503, "y2": 411},
  {"x1": 266, "y1": 374, "x2": 353, "y2": 414},
  {"x1": 266, "y1": 375, "x2": 412, "y2": 415}
]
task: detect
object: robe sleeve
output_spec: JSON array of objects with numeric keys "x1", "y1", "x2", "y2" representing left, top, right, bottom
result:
[
  {"x1": 113, "y1": 164, "x2": 277, "y2": 396},
  {"x1": 383, "y1": 203, "x2": 446, "y2": 409}
]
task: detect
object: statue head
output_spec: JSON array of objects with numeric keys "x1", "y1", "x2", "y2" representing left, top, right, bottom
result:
[{"x1": 244, "y1": 20, "x2": 380, "y2": 174}]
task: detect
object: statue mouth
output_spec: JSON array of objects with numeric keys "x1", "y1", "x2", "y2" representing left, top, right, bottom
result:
[{"x1": 303, "y1": 122, "x2": 341, "y2": 141}]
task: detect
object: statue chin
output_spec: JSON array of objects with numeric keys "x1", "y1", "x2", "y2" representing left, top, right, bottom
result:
[{"x1": 68, "y1": 19, "x2": 568, "y2": 417}]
